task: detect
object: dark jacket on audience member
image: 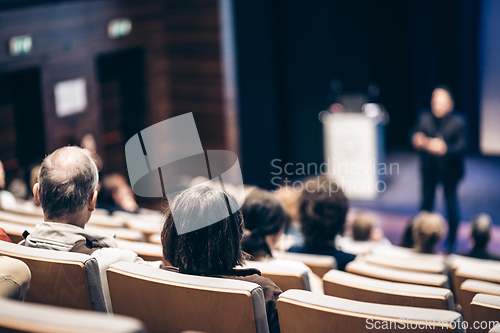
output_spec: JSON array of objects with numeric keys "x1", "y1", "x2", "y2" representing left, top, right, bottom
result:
[
  {"x1": 288, "y1": 244, "x2": 356, "y2": 271},
  {"x1": 162, "y1": 266, "x2": 282, "y2": 333}
]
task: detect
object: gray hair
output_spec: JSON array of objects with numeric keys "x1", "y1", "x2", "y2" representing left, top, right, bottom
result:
[
  {"x1": 471, "y1": 213, "x2": 492, "y2": 249},
  {"x1": 38, "y1": 146, "x2": 99, "y2": 221}
]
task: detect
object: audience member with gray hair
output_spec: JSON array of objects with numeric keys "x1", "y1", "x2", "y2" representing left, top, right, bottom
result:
[
  {"x1": 412, "y1": 211, "x2": 444, "y2": 254},
  {"x1": 22, "y1": 146, "x2": 161, "y2": 311},
  {"x1": 466, "y1": 213, "x2": 500, "y2": 260}
]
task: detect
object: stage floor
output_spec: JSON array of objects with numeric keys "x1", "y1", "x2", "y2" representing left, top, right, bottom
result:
[{"x1": 351, "y1": 151, "x2": 500, "y2": 254}]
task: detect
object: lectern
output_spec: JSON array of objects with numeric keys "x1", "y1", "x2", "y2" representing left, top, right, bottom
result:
[{"x1": 321, "y1": 112, "x2": 385, "y2": 200}]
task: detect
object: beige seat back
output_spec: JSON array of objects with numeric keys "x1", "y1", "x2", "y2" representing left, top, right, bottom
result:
[
  {"x1": 454, "y1": 265, "x2": 500, "y2": 308},
  {"x1": 0, "y1": 241, "x2": 106, "y2": 312},
  {"x1": 346, "y1": 260, "x2": 449, "y2": 288},
  {"x1": 363, "y1": 253, "x2": 447, "y2": 274},
  {"x1": 244, "y1": 260, "x2": 310, "y2": 292},
  {"x1": 470, "y1": 294, "x2": 500, "y2": 333},
  {"x1": 459, "y1": 279, "x2": 500, "y2": 323},
  {"x1": 277, "y1": 289, "x2": 464, "y2": 333},
  {"x1": 323, "y1": 269, "x2": 454, "y2": 310},
  {"x1": 107, "y1": 262, "x2": 269, "y2": 333},
  {"x1": 448, "y1": 255, "x2": 500, "y2": 299},
  {"x1": 0, "y1": 297, "x2": 146, "y2": 333},
  {"x1": 115, "y1": 239, "x2": 168, "y2": 264},
  {"x1": 273, "y1": 251, "x2": 336, "y2": 277}
]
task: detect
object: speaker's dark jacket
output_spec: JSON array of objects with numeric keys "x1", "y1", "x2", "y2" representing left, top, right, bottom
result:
[{"x1": 411, "y1": 109, "x2": 467, "y2": 184}]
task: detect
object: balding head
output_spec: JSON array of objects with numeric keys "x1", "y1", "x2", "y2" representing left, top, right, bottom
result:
[{"x1": 36, "y1": 147, "x2": 98, "y2": 222}]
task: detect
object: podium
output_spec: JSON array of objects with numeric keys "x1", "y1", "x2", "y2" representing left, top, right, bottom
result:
[{"x1": 322, "y1": 112, "x2": 385, "y2": 200}]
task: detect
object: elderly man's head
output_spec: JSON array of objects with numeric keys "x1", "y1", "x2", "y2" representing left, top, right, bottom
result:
[{"x1": 33, "y1": 147, "x2": 99, "y2": 225}]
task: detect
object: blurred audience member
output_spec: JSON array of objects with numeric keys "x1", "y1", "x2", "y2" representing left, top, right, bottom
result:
[
  {"x1": 98, "y1": 174, "x2": 139, "y2": 213},
  {"x1": 241, "y1": 188, "x2": 290, "y2": 260},
  {"x1": 241, "y1": 188, "x2": 323, "y2": 293},
  {"x1": 400, "y1": 217, "x2": 415, "y2": 248},
  {"x1": 274, "y1": 185, "x2": 303, "y2": 251},
  {"x1": 81, "y1": 133, "x2": 103, "y2": 171},
  {"x1": 288, "y1": 177, "x2": 356, "y2": 271},
  {"x1": 0, "y1": 161, "x2": 17, "y2": 209},
  {"x1": 81, "y1": 133, "x2": 138, "y2": 214},
  {"x1": 336, "y1": 211, "x2": 391, "y2": 255},
  {"x1": 466, "y1": 214, "x2": 499, "y2": 260},
  {"x1": 412, "y1": 211, "x2": 444, "y2": 254},
  {"x1": 161, "y1": 184, "x2": 281, "y2": 333},
  {"x1": 0, "y1": 160, "x2": 5, "y2": 190},
  {"x1": 352, "y1": 211, "x2": 376, "y2": 241},
  {"x1": 274, "y1": 185, "x2": 301, "y2": 223}
]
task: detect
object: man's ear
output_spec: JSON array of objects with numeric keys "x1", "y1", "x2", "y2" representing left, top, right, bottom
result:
[
  {"x1": 88, "y1": 190, "x2": 98, "y2": 212},
  {"x1": 33, "y1": 183, "x2": 42, "y2": 206}
]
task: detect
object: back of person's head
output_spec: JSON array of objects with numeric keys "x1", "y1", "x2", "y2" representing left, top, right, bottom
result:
[
  {"x1": 352, "y1": 211, "x2": 375, "y2": 241},
  {"x1": 299, "y1": 177, "x2": 349, "y2": 250},
  {"x1": 412, "y1": 211, "x2": 444, "y2": 254},
  {"x1": 471, "y1": 213, "x2": 492, "y2": 250},
  {"x1": 161, "y1": 184, "x2": 246, "y2": 273},
  {"x1": 36, "y1": 146, "x2": 98, "y2": 221},
  {"x1": 400, "y1": 217, "x2": 415, "y2": 248},
  {"x1": 240, "y1": 188, "x2": 290, "y2": 259},
  {"x1": 274, "y1": 185, "x2": 301, "y2": 222}
]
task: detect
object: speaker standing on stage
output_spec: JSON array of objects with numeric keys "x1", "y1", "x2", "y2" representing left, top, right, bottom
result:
[{"x1": 411, "y1": 85, "x2": 467, "y2": 253}]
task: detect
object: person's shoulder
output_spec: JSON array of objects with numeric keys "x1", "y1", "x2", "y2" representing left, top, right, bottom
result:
[
  {"x1": 288, "y1": 244, "x2": 306, "y2": 253},
  {"x1": 417, "y1": 108, "x2": 433, "y2": 119},
  {"x1": 241, "y1": 273, "x2": 282, "y2": 295},
  {"x1": 450, "y1": 110, "x2": 467, "y2": 124},
  {"x1": 332, "y1": 249, "x2": 356, "y2": 270}
]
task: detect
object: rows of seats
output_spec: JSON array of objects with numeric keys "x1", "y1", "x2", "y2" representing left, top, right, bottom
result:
[{"x1": 2, "y1": 202, "x2": 500, "y2": 332}]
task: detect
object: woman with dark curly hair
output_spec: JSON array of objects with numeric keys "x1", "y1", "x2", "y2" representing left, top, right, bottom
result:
[
  {"x1": 288, "y1": 177, "x2": 356, "y2": 271},
  {"x1": 161, "y1": 183, "x2": 282, "y2": 333}
]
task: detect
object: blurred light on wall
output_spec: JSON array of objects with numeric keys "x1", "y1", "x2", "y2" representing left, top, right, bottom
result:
[{"x1": 480, "y1": 0, "x2": 500, "y2": 155}]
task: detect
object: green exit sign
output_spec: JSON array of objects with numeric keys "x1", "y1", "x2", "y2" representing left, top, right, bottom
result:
[
  {"x1": 9, "y1": 35, "x2": 32, "y2": 56},
  {"x1": 108, "y1": 18, "x2": 132, "y2": 39}
]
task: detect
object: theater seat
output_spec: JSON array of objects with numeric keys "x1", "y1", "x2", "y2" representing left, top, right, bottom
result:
[
  {"x1": 106, "y1": 262, "x2": 269, "y2": 333},
  {"x1": 373, "y1": 245, "x2": 445, "y2": 262},
  {"x1": 448, "y1": 254, "x2": 500, "y2": 300},
  {"x1": 273, "y1": 251, "x2": 337, "y2": 277},
  {"x1": 0, "y1": 241, "x2": 106, "y2": 312},
  {"x1": 323, "y1": 270, "x2": 454, "y2": 310},
  {"x1": 459, "y1": 279, "x2": 500, "y2": 323},
  {"x1": 454, "y1": 265, "x2": 500, "y2": 308},
  {"x1": 346, "y1": 260, "x2": 449, "y2": 288},
  {"x1": 115, "y1": 239, "x2": 169, "y2": 266},
  {"x1": 0, "y1": 297, "x2": 146, "y2": 333},
  {"x1": 277, "y1": 289, "x2": 464, "y2": 333},
  {"x1": 362, "y1": 253, "x2": 447, "y2": 274},
  {"x1": 470, "y1": 294, "x2": 500, "y2": 333},
  {"x1": 243, "y1": 260, "x2": 311, "y2": 292},
  {"x1": 0, "y1": 210, "x2": 41, "y2": 226}
]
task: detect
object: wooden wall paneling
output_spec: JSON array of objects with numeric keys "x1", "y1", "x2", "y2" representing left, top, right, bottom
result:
[{"x1": 0, "y1": 0, "x2": 240, "y2": 189}]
